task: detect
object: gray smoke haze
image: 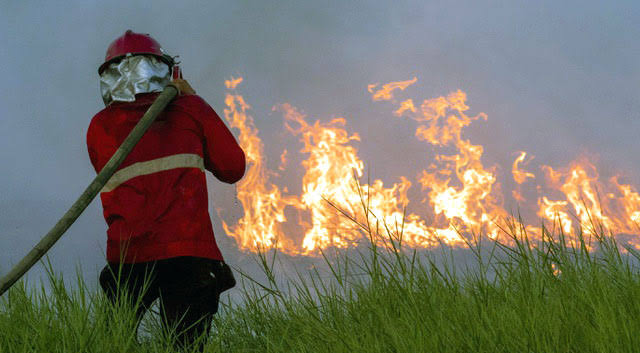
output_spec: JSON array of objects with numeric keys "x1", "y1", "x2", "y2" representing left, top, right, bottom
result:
[{"x1": 1, "y1": 1, "x2": 639, "y2": 295}]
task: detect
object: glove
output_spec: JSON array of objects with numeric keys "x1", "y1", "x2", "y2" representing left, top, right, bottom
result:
[{"x1": 171, "y1": 78, "x2": 196, "y2": 95}]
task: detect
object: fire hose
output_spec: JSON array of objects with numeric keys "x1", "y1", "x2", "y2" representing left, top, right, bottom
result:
[{"x1": 0, "y1": 84, "x2": 179, "y2": 297}]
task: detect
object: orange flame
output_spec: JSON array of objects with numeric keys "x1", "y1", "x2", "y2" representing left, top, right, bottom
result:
[
  {"x1": 278, "y1": 103, "x2": 441, "y2": 252},
  {"x1": 368, "y1": 77, "x2": 418, "y2": 102},
  {"x1": 278, "y1": 149, "x2": 288, "y2": 171},
  {"x1": 513, "y1": 152, "x2": 535, "y2": 185},
  {"x1": 220, "y1": 76, "x2": 640, "y2": 255},
  {"x1": 221, "y1": 77, "x2": 299, "y2": 252}
]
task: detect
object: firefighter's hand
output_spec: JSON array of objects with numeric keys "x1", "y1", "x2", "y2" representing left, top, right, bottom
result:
[{"x1": 172, "y1": 78, "x2": 196, "y2": 95}]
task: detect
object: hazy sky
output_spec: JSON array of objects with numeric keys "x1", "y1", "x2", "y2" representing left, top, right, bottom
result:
[{"x1": 1, "y1": 1, "x2": 639, "y2": 290}]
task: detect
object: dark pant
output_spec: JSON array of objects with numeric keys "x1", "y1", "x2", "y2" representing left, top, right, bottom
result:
[{"x1": 99, "y1": 256, "x2": 235, "y2": 351}]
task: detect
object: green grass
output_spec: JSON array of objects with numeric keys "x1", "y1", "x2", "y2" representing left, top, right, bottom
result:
[{"x1": 3, "y1": 215, "x2": 640, "y2": 352}]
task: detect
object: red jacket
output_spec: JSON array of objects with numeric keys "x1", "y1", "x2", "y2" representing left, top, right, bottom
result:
[{"x1": 87, "y1": 93, "x2": 245, "y2": 263}]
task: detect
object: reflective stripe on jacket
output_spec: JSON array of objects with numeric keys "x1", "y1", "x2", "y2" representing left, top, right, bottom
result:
[{"x1": 87, "y1": 93, "x2": 246, "y2": 263}]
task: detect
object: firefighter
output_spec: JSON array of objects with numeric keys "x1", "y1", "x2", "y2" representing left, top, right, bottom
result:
[{"x1": 87, "y1": 30, "x2": 245, "y2": 350}]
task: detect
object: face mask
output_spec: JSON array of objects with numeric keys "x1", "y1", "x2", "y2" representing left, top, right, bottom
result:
[{"x1": 99, "y1": 55, "x2": 170, "y2": 106}]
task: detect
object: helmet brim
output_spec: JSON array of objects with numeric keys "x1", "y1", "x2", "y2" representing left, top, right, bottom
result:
[{"x1": 98, "y1": 53, "x2": 174, "y2": 75}]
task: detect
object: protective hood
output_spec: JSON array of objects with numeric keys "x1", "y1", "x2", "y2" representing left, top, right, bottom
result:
[{"x1": 99, "y1": 55, "x2": 170, "y2": 106}]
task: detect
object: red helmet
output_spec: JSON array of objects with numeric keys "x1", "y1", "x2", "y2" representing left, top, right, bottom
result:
[{"x1": 98, "y1": 30, "x2": 173, "y2": 74}]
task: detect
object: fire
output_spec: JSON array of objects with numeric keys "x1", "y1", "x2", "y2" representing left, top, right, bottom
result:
[
  {"x1": 278, "y1": 149, "x2": 288, "y2": 171},
  {"x1": 538, "y1": 197, "x2": 573, "y2": 235},
  {"x1": 383, "y1": 84, "x2": 506, "y2": 240},
  {"x1": 279, "y1": 103, "x2": 438, "y2": 252},
  {"x1": 613, "y1": 178, "x2": 640, "y2": 226},
  {"x1": 368, "y1": 77, "x2": 417, "y2": 102},
  {"x1": 512, "y1": 151, "x2": 534, "y2": 203},
  {"x1": 220, "y1": 76, "x2": 640, "y2": 255},
  {"x1": 221, "y1": 77, "x2": 299, "y2": 252},
  {"x1": 513, "y1": 152, "x2": 535, "y2": 185},
  {"x1": 539, "y1": 160, "x2": 640, "y2": 240}
]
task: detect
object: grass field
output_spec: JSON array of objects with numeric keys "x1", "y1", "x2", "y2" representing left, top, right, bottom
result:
[{"x1": 2, "y1": 215, "x2": 640, "y2": 352}]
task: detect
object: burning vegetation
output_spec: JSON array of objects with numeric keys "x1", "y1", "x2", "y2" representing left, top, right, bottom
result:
[{"x1": 221, "y1": 77, "x2": 640, "y2": 256}]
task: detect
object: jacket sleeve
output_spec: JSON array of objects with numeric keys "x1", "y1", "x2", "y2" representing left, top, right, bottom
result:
[
  {"x1": 86, "y1": 115, "x2": 102, "y2": 173},
  {"x1": 191, "y1": 96, "x2": 246, "y2": 184}
]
